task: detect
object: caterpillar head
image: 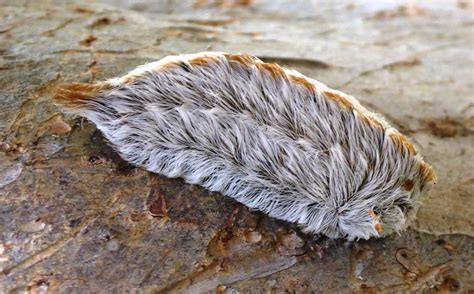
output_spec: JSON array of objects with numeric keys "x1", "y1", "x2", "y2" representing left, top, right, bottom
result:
[
  {"x1": 372, "y1": 166, "x2": 436, "y2": 238},
  {"x1": 303, "y1": 160, "x2": 436, "y2": 241}
]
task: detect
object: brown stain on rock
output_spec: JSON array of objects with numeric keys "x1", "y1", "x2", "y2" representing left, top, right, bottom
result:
[
  {"x1": 79, "y1": 34, "x2": 97, "y2": 47},
  {"x1": 184, "y1": 18, "x2": 235, "y2": 26},
  {"x1": 436, "y1": 276, "x2": 461, "y2": 292},
  {"x1": 87, "y1": 16, "x2": 126, "y2": 28},
  {"x1": 147, "y1": 188, "x2": 168, "y2": 217},
  {"x1": 194, "y1": 0, "x2": 253, "y2": 8},
  {"x1": 425, "y1": 117, "x2": 472, "y2": 138},
  {"x1": 354, "y1": 283, "x2": 376, "y2": 294},
  {"x1": 89, "y1": 17, "x2": 111, "y2": 28}
]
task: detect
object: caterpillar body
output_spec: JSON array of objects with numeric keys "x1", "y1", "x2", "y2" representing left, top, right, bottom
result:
[{"x1": 54, "y1": 52, "x2": 435, "y2": 240}]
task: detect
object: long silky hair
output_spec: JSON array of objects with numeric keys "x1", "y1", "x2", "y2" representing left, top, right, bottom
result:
[{"x1": 54, "y1": 52, "x2": 435, "y2": 240}]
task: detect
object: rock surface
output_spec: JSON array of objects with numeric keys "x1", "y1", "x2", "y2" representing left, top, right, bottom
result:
[{"x1": 0, "y1": 0, "x2": 473, "y2": 292}]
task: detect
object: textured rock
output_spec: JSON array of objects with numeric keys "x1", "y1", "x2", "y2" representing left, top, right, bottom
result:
[{"x1": 0, "y1": 0, "x2": 473, "y2": 292}]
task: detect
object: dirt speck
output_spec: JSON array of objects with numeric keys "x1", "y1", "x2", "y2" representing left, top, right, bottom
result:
[
  {"x1": 354, "y1": 283, "x2": 376, "y2": 294},
  {"x1": 425, "y1": 117, "x2": 471, "y2": 138},
  {"x1": 437, "y1": 276, "x2": 461, "y2": 292},
  {"x1": 79, "y1": 35, "x2": 97, "y2": 47},
  {"x1": 89, "y1": 17, "x2": 111, "y2": 28},
  {"x1": 88, "y1": 16, "x2": 125, "y2": 28},
  {"x1": 147, "y1": 188, "x2": 168, "y2": 217}
]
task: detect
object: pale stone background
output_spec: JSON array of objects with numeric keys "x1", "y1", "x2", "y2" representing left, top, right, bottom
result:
[{"x1": 0, "y1": 0, "x2": 473, "y2": 292}]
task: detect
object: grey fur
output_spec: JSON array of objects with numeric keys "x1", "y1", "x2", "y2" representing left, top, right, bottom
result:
[{"x1": 55, "y1": 52, "x2": 435, "y2": 240}]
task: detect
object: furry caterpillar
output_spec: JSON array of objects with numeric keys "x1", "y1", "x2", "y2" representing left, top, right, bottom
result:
[{"x1": 54, "y1": 52, "x2": 435, "y2": 240}]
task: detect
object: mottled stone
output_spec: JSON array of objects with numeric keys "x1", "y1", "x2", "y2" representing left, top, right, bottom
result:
[{"x1": 0, "y1": 0, "x2": 473, "y2": 292}]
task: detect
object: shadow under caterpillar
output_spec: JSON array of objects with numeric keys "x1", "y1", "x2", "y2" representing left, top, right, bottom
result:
[{"x1": 54, "y1": 52, "x2": 435, "y2": 240}]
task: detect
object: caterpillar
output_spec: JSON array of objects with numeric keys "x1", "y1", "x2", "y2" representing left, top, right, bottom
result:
[{"x1": 54, "y1": 52, "x2": 435, "y2": 240}]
